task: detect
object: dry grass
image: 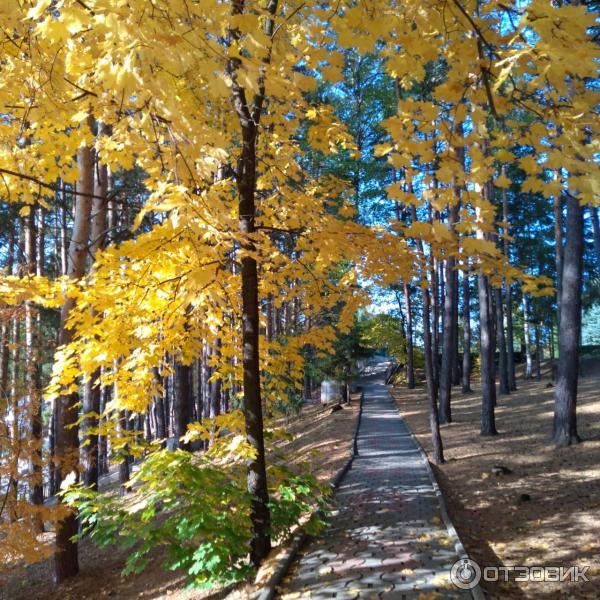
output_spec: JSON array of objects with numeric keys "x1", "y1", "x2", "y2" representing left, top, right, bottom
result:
[
  {"x1": 0, "y1": 398, "x2": 359, "y2": 600},
  {"x1": 391, "y1": 360, "x2": 600, "y2": 600}
]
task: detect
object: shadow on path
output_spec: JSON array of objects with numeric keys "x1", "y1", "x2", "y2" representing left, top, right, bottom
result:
[{"x1": 278, "y1": 369, "x2": 471, "y2": 599}]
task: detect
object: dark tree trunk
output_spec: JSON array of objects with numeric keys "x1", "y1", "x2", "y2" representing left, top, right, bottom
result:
[
  {"x1": 591, "y1": 206, "x2": 600, "y2": 270},
  {"x1": 36, "y1": 206, "x2": 45, "y2": 277},
  {"x1": 462, "y1": 269, "x2": 472, "y2": 394},
  {"x1": 210, "y1": 338, "x2": 222, "y2": 418},
  {"x1": 195, "y1": 358, "x2": 203, "y2": 421},
  {"x1": 439, "y1": 266, "x2": 456, "y2": 423},
  {"x1": 0, "y1": 317, "x2": 10, "y2": 407},
  {"x1": 229, "y1": 30, "x2": 272, "y2": 564},
  {"x1": 412, "y1": 205, "x2": 444, "y2": 463},
  {"x1": 60, "y1": 187, "x2": 68, "y2": 277},
  {"x1": 162, "y1": 370, "x2": 170, "y2": 437},
  {"x1": 118, "y1": 411, "x2": 131, "y2": 494},
  {"x1": 403, "y1": 281, "x2": 415, "y2": 389},
  {"x1": 554, "y1": 194, "x2": 564, "y2": 329},
  {"x1": 202, "y1": 340, "x2": 211, "y2": 421},
  {"x1": 35, "y1": 208, "x2": 48, "y2": 500},
  {"x1": 226, "y1": 0, "x2": 278, "y2": 565},
  {"x1": 221, "y1": 385, "x2": 230, "y2": 414},
  {"x1": 49, "y1": 401, "x2": 58, "y2": 495},
  {"x1": 237, "y1": 157, "x2": 271, "y2": 563},
  {"x1": 478, "y1": 272, "x2": 497, "y2": 436},
  {"x1": 98, "y1": 386, "x2": 109, "y2": 476},
  {"x1": 153, "y1": 368, "x2": 167, "y2": 444},
  {"x1": 522, "y1": 295, "x2": 533, "y2": 379},
  {"x1": 431, "y1": 256, "x2": 440, "y2": 389},
  {"x1": 439, "y1": 205, "x2": 458, "y2": 423},
  {"x1": 82, "y1": 376, "x2": 101, "y2": 489},
  {"x1": 55, "y1": 137, "x2": 95, "y2": 583},
  {"x1": 83, "y1": 145, "x2": 108, "y2": 491},
  {"x1": 422, "y1": 282, "x2": 445, "y2": 464},
  {"x1": 265, "y1": 296, "x2": 274, "y2": 342},
  {"x1": 489, "y1": 280, "x2": 497, "y2": 407},
  {"x1": 506, "y1": 284, "x2": 517, "y2": 391},
  {"x1": 0, "y1": 216, "x2": 16, "y2": 401},
  {"x1": 495, "y1": 287, "x2": 510, "y2": 395},
  {"x1": 451, "y1": 269, "x2": 460, "y2": 386},
  {"x1": 553, "y1": 193, "x2": 583, "y2": 447},
  {"x1": 24, "y1": 209, "x2": 44, "y2": 531},
  {"x1": 501, "y1": 187, "x2": 517, "y2": 391},
  {"x1": 174, "y1": 363, "x2": 192, "y2": 450}
]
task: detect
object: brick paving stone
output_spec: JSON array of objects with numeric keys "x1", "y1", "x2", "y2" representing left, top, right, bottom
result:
[{"x1": 278, "y1": 365, "x2": 471, "y2": 600}]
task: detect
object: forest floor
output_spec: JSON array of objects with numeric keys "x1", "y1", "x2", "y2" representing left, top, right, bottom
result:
[
  {"x1": 0, "y1": 397, "x2": 360, "y2": 600},
  {"x1": 391, "y1": 358, "x2": 600, "y2": 600}
]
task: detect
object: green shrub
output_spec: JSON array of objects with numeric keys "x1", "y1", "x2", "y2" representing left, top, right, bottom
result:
[{"x1": 63, "y1": 416, "x2": 330, "y2": 588}]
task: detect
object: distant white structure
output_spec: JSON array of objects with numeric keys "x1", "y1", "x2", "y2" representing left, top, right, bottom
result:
[{"x1": 320, "y1": 380, "x2": 343, "y2": 404}]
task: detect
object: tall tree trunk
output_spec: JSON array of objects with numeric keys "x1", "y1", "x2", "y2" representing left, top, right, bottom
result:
[
  {"x1": 554, "y1": 194, "x2": 564, "y2": 329},
  {"x1": 495, "y1": 287, "x2": 510, "y2": 395},
  {"x1": 48, "y1": 400, "x2": 58, "y2": 495},
  {"x1": 478, "y1": 271, "x2": 497, "y2": 436},
  {"x1": 210, "y1": 338, "x2": 222, "y2": 418},
  {"x1": 202, "y1": 341, "x2": 211, "y2": 421},
  {"x1": 195, "y1": 357, "x2": 204, "y2": 422},
  {"x1": 98, "y1": 385, "x2": 109, "y2": 476},
  {"x1": 9, "y1": 216, "x2": 23, "y2": 519},
  {"x1": 403, "y1": 281, "x2": 415, "y2": 389},
  {"x1": 431, "y1": 255, "x2": 440, "y2": 389},
  {"x1": 522, "y1": 295, "x2": 532, "y2": 379},
  {"x1": 439, "y1": 205, "x2": 458, "y2": 424},
  {"x1": 506, "y1": 284, "x2": 517, "y2": 391},
  {"x1": 51, "y1": 193, "x2": 68, "y2": 495},
  {"x1": 236, "y1": 133, "x2": 271, "y2": 563},
  {"x1": 489, "y1": 280, "x2": 498, "y2": 408},
  {"x1": 83, "y1": 143, "x2": 108, "y2": 490},
  {"x1": 35, "y1": 207, "x2": 46, "y2": 492},
  {"x1": 423, "y1": 279, "x2": 445, "y2": 464},
  {"x1": 228, "y1": 0, "x2": 275, "y2": 562},
  {"x1": 591, "y1": 206, "x2": 600, "y2": 270},
  {"x1": 476, "y1": 165, "x2": 498, "y2": 434},
  {"x1": 117, "y1": 409, "x2": 131, "y2": 494},
  {"x1": 60, "y1": 183, "x2": 68, "y2": 278},
  {"x1": 153, "y1": 368, "x2": 167, "y2": 443},
  {"x1": 8, "y1": 317, "x2": 21, "y2": 522},
  {"x1": 36, "y1": 207, "x2": 45, "y2": 277},
  {"x1": 0, "y1": 212, "x2": 15, "y2": 419},
  {"x1": 553, "y1": 193, "x2": 583, "y2": 447},
  {"x1": 174, "y1": 363, "x2": 192, "y2": 450},
  {"x1": 162, "y1": 366, "x2": 171, "y2": 437},
  {"x1": 462, "y1": 269, "x2": 472, "y2": 394},
  {"x1": 24, "y1": 209, "x2": 44, "y2": 531},
  {"x1": 1, "y1": 214, "x2": 17, "y2": 518},
  {"x1": 502, "y1": 187, "x2": 517, "y2": 391},
  {"x1": 451, "y1": 269, "x2": 460, "y2": 386},
  {"x1": 265, "y1": 296, "x2": 274, "y2": 341},
  {"x1": 412, "y1": 205, "x2": 444, "y2": 463},
  {"x1": 54, "y1": 135, "x2": 94, "y2": 583}
]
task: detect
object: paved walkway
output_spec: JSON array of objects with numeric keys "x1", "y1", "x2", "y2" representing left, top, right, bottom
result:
[{"x1": 279, "y1": 371, "x2": 471, "y2": 599}]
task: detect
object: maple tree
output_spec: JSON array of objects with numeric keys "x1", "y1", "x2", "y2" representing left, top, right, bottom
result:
[{"x1": 0, "y1": 0, "x2": 597, "y2": 590}]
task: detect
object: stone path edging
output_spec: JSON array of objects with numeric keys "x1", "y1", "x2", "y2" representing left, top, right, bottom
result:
[
  {"x1": 278, "y1": 375, "x2": 485, "y2": 599},
  {"x1": 249, "y1": 392, "x2": 365, "y2": 600},
  {"x1": 392, "y1": 385, "x2": 486, "y2": 600}
]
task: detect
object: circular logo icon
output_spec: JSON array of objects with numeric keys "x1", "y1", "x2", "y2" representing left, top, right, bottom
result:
[{"x1": 450, "y1": 558, "x2": 482, "y2": 589}]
